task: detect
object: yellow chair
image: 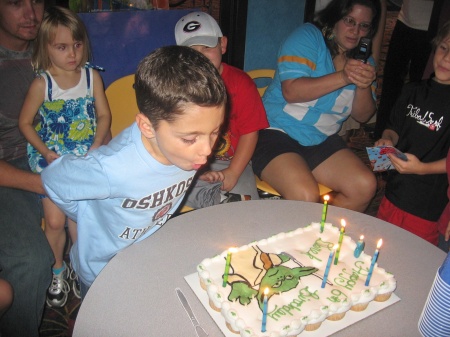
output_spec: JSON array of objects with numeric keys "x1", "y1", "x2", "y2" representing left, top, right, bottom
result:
[
  {"x1": 105, "y1": 75, "x2": 193, "y2": 213},
  {"x1": 246, "y1": 69, "x2": 275, "y2": 97},
  {"x1": 246, "y1": 69, "x2": 333, "y2": 198},
  {"x1": 105, "y1": 74, "x2": 139, "y2": 138}
]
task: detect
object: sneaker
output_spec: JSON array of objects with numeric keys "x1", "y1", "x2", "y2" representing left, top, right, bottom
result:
[
  {"x1": 220, "y1": 192, "x2": 251, "y2": 204},
  {"x1": 46, "y1": 265, "x2": 70, "y2": 308},
  {"x1": 69, "y1": 262, "x2": 81, "y2": 299}
]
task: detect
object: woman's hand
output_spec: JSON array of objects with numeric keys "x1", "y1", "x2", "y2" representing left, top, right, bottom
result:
[{"x1": 343, "y1": 59, "x2": 376, "y2": 89}]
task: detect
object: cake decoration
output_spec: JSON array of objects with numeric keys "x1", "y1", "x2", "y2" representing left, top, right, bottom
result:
[{"x1": 197, "y1": 222, "x2": 396, "y2": 336}]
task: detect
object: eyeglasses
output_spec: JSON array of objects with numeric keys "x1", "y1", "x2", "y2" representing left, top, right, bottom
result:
[{"x1": 341, "y1": 17, "x2": 371, "y2": 32}]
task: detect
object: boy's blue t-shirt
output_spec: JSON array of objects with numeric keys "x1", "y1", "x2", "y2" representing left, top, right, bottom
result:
[
  {"x1": 263, "y1": 23, "x2": 376, "y2": 146},
  {"x1": 42, "y1": 123, "x2": 195, "y2": 286}
]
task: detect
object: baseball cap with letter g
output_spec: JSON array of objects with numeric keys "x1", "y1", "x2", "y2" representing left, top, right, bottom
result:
[{"x1": 174, "y1": 12, "x2": 223, "y2": 48}]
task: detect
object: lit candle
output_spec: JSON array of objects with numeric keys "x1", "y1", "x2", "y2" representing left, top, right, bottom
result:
[
  {"x1": 320, "y1": 195, "x2": 330, "y2": 233},
  {"x1": 321, "y1": 244, "x2": 338, "y2": 288},
  {"x1": 261, "y1": 288, "x2": 269, "y2": 332},
  {"x1": 365, "y1": 239, "x2": 383, "y2": 286},
  {"x1": 354, "y1": 235, "x2": 365, "y2": 258},
  {"x1": 222, "y1": 247, "x2": 236, "y2": 287},
  {"x1": 334, "y1": 219, "x2": 346, "y2": 265}
]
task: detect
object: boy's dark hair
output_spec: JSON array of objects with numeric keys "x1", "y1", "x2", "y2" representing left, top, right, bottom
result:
[
  {"x1": 135, "y1": 45, "x2": 227, "y2": 129},
  {"x1": 432, "y1": 20, "x2": 450, "y2": 50},
  {"x1": 314, "y1": 0, "x2": 381, "y2": 59}
]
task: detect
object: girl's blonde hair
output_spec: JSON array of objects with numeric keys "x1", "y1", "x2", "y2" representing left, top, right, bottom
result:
[
  {"x1": 32, "y1": 6, "x2": 91, "y2": 72},
  {"x1": 432, "y1": 20, "x2": 450, "y2": 50}
]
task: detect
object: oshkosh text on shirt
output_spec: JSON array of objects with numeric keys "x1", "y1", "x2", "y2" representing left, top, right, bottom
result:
[{"x1": 121, "y1": 177, "x2": 193, "y2": 209}]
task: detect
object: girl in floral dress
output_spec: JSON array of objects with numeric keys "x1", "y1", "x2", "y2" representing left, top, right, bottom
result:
[{"x1": 19, "y1": 6, "x2": 111, "y2": 308}]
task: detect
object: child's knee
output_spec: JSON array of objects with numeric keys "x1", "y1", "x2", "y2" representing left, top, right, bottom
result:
[
  {"x1": 355, "y1": 173, "x2": 377, "y2": 199},
  {"x1": 284, "y1": 184, "x2": 320, "y2": 202},
  {"x1": 44, "y1": 217, "x2": 66, "y2": 231}
]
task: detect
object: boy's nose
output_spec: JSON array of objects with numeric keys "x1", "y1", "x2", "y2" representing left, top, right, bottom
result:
[{"x1": 198, "y1": 140, "x2": 213, "y2": 159}]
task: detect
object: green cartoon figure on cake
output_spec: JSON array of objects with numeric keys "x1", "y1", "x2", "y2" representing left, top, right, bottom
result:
[{"x1": 226, "y1": 246, "x2": 317, "y2": 311}]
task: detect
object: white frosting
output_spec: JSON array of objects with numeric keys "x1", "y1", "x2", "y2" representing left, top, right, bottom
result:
[{"x1": 197, "y1": 222, "x2": 396, "y2": 336}]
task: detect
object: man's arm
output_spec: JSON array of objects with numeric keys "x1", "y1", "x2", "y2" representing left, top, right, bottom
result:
[{"x1": 0, "y1": 160, "x2": 44, "y2": 194}]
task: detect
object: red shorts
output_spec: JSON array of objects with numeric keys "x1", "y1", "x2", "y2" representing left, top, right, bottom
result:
[{"x1": 377, "y1": 196, "x2": 439, "y2": 245}]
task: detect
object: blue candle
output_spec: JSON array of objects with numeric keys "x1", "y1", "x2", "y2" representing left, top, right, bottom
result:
[
  {"x1": 334, "y1": 220, "x2": 346, "y2": 265},
  {"x1": 261, "y1": 288, "x2": 269, "y2": 332},
  {"x1": 320, "y1": 195, "x2": 330, "y2": 233},
  {"x1": 365, "y1": 239, "x2": 382, "y2": 286},
  {"x1": 321, "y1": 244, "x2": 338, "y2": 288},
  {"x1": 354, "y1": 235, "x2": 365, "y2": 258}
]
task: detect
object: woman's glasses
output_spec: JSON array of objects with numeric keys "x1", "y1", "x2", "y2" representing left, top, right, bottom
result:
[{"x1": 342, "y1": 17, "x2": 371, "y2": 32}]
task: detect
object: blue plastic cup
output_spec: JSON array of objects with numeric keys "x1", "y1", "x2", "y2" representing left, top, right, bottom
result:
[
  {"x1": 418, "y1": 267, "x2": 450, "y2": 337},
  {"x1": 439, "y1": 251, "x2": 450, "y2": 283}
]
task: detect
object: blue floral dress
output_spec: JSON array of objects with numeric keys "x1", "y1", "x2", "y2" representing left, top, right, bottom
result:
[{"x1": 28, "y1": 67, "x2": 97, "y2": 173}]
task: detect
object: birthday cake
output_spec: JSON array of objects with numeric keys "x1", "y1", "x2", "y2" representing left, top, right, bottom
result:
[{"x1": 196, "y1": 222, "x2": 396, "y2": 336}]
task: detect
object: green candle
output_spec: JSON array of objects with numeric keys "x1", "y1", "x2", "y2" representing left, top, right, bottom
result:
[
  {"x1": 222, "y1": 247, "x2": 236, "y2": 287},
  {"x1": 320, "y1": 195, "x2": 330, "y2": 233},
  {"x1": 334, "y1": 219, "x2": 346, "y2": 265}
]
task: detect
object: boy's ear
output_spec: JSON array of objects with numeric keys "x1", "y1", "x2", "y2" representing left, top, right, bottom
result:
[
  {"x1": 220, "y1": 36, "x2": 228, "y2": 55},
  {"x1": 136, "y1": 113, "x2": 156, "y2": 138}
]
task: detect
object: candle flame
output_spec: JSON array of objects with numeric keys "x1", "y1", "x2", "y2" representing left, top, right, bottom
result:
[
  {"x1": 377, "y1": 239, "x2": 383, "y2": 249},
  {"x1": 340, "y1": 219, "x2": 346, "y2": 227},
  {"x1": 264, "y1": 287, "x2": 269, "y2": 295},
  {"x1": 360, "y1": 235, "x2": 364, "y2": 240},
  {"x1": 333, "y1": 244, "x2": 339, "y2": 250},
  {"x1": 229, "y1": 247, "x2": 237, "y2": 253},
  {"x1": 324, "y1": 195, "x2": 330, "y2": 201}
]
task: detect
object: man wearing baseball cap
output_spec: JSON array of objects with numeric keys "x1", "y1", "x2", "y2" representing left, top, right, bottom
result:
[{"x1": 174, "y1": 12, "x2": 269, "y2": 208}]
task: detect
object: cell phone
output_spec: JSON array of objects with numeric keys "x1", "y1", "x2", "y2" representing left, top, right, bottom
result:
[{"x1": 354, "y1": 37, "x2": 371, "y2": 63}]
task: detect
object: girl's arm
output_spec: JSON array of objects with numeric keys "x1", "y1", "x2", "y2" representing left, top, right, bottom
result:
[
  {"x1": 389, "y1": 156, "x2": 447, "y2": 175},
  {"x1": 18, "y1": 77, "x2": 60, "y2": 164},
  {"x1": 90, "y1": 70, "x2": 112, "y2": 150},
  {"x1": 375, "y1": 129, "x2": 399, "y2": 147}
]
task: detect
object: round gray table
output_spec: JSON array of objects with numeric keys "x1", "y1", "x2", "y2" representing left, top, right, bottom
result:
[{"x1": 73, "y1": 200, "x2": 445, "y2": 336}]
